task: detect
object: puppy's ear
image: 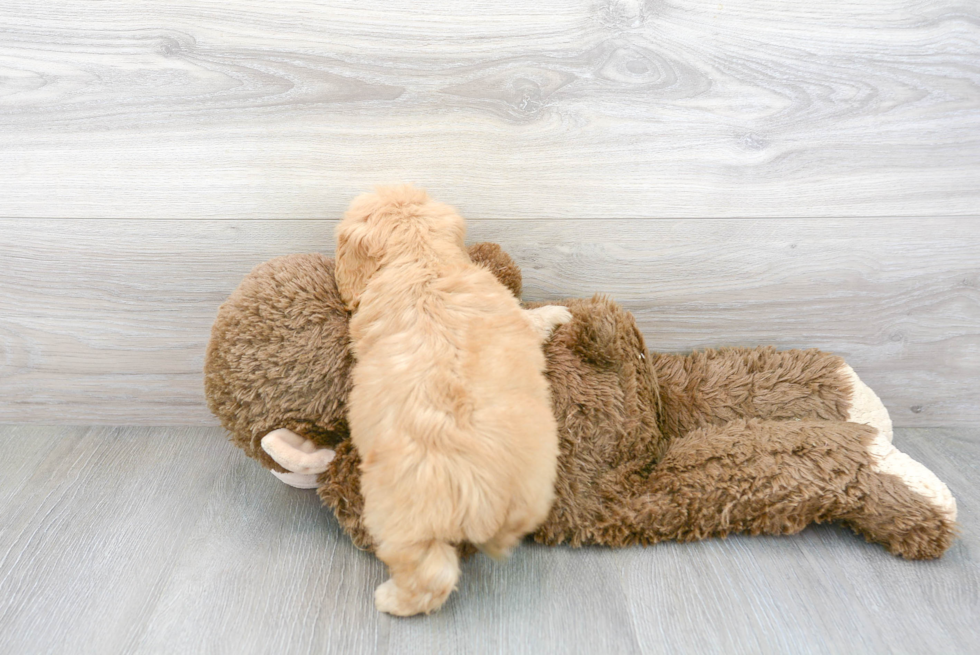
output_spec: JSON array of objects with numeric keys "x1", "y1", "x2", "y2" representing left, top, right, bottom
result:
[{"x1": 334, "y1": 217, "x2": 381, "y2": 311}]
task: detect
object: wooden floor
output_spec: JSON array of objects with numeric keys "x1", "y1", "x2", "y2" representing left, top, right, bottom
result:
[
  {"x1": 2, "y1": 1, "x2": 979, "y2": 652},
  {"x1": 0, "y1": 425, "x2": 977, "y2": 654}
]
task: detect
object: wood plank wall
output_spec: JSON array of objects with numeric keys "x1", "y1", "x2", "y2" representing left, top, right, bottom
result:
[{"x1": 1, "y1": 1, "x2": 978, "y2": 426}]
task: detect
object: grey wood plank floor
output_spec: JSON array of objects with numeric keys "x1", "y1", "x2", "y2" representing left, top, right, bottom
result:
[{"x1": 0, "y1": 426, "x2": 976, "y2": 654}]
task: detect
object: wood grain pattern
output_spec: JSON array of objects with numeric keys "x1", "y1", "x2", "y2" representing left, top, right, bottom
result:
[
  {"x1": 1, "y1": 0, "x2": 978, "y2": 218},
  {"x1": 1, "y1": 217, "x2": 978, "y2": 426},
  {"x1": 0, "y1": 426, "x2": 976, "y2": 654}
]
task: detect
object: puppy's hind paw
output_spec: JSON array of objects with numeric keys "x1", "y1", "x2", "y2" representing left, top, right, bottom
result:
[
  {"x1": 375, "y1": 579, "x2": 445, "y2": 617},
  {"x1": 476, "y1": 541, "x2": 514, "y2": 562},
  {"x1": 374, "y1": 579, "x2": 406, "y2": 616}
]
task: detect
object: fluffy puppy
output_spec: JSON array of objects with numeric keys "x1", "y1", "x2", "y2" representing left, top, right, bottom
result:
[{"x1": 334, "y1": 185, "x2": 570, "y2": 616}]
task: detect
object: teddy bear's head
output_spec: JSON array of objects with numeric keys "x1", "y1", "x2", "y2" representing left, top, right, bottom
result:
[{"x1": 204, "y1": 243, "x2": 524, "y2": 472}]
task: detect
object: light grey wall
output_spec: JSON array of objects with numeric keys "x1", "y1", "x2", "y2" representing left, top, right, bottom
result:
[{"x1": 1, "y1": 0, "x2": 978, "y2": 426}]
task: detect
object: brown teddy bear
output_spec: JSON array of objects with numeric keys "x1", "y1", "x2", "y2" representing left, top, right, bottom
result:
[{"x1": 205, "y1": 234, "x2": 957, "y2": 571}]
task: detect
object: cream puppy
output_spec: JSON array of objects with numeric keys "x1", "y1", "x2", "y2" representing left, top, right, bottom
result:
[{"x1": 335, "y1": 185, "x2": 570, "y2": 616}]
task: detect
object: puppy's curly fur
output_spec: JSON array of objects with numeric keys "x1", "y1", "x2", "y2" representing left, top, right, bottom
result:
[{"x1": 334, "y1": 185, "x2": 568, "y2": 616}]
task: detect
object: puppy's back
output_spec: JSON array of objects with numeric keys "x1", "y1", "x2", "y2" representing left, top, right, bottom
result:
[{"x1": 338, "y1": 186, "x2": 560, "y2": 615}]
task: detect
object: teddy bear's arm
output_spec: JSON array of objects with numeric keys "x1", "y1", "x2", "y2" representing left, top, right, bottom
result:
[
  {"x1": 522, "y1": 305, "x2": 573, "y2": 341},
  {"x1": 649, "y1": 347, "x2": 891, "y2": 443}
]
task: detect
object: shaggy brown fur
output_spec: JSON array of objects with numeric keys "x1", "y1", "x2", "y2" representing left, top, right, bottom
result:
[
  {"x1": 615, "y1": 419, "x2": 953, "y2": 559},
  {"x1": 204, "y1": 253, "x2": 353, "y2": 472},
  {"x1": 651, "y1": 348, "x2": 855, "y2": 441},
  {"x1": 205, "y1": 243, "x2": 957, "y2": 561}
]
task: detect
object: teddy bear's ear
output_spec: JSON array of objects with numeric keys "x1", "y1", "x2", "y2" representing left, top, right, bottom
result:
[
  {"x1": 569, "y1": 295, "x2": 627, "y2": 369},
  {"x1": 467, "y1": 242, "x2": 523, "y2": 299}
]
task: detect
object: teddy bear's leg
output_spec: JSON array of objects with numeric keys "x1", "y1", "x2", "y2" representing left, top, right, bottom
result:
[
  {"x1": 373, "y1": 539, "x2": 460, "y2": 616},
  {"x1": 651, "y1": 349, "x2": 895, "y2": 446},
  {"x1": 625, "y1": 418, "x2": 956, "y2": 559},
  {"x1": 862, "y1": 423, "x2": 957, "y2": 521},
  {"x1": 838, "y1": 364, "x2": 893, "y2": 443},
  {"x1": 260, "y1": 428, "x2": 336, "y2": 489},
  {"x1": 842, "y1": 456, "x2": 956, "y2": 559},
  {"x1": 522, "y1": 305, "x2": 573, "y2": 341}
]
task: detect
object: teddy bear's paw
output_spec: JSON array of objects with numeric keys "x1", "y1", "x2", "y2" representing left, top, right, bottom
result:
[
  {"x1": 867, "y1": 429, "x2": 957, "y2": 522},
  {"x1": 270, "y1": 469, "x2": 322, "y2": 489},
  {"x1": 523, "y1": 305, "x2": 573, "y2": 341},
  {"x1": 840, "y1": 364, "x2": 893, "y2": 443},
  {"x1": 375, "y1": 579, "x2": 449, "y2": 617},
  {"x1": 261, "y1": 428, "x2": 336, "y2": 476}
]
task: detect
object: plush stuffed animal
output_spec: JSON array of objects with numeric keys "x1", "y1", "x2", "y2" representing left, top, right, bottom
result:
[{"x1": 205, "y1": 226, "x2": 957, "y2": 567}]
